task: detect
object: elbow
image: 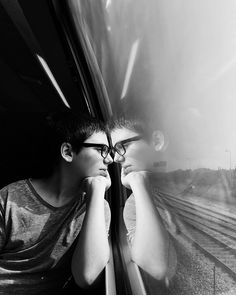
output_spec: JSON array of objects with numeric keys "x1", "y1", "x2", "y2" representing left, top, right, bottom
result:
[
  {"x1": 72, "y1": 271, "x2": 98, "y2": 289},
  {"x1": 132, "y1": 253, "x2": 169, "y2": 281},
  {"x1": 139, "y1": 262, "x2": 168, "y2": 281},
  {"x1": 72, "y1": 253, "x2": 110, "y2": 288},
  {"x1": 148, "y1": 265, "x2": 169, "y2": 281}
]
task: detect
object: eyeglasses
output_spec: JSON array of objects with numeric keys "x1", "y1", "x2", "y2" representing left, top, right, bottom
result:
[
  {"x1": 82, "y1": 135, "x2": 142, "y2": 159},
  {"x1": 112, "y1": 135, "x2": 142, "y2": 156},
  {"x1": 81, "y1": 143, "x2": 111, "y2": 159}
]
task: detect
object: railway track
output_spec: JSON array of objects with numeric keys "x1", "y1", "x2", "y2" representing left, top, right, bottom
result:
[
  {"x1": 158, "y1": 194, "x2": 236, "y2": 247},
  {"x1": 156, "y1": 190, "x2": 236, "y2": 280}
]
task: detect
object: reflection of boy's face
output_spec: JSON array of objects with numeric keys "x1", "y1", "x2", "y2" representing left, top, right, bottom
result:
[
  {"x1": 72, "y1": 131, "x2": 113, "y2": 180},
  {"x1": 111, "y1": 128, "x2": 155, "y2": 174}
]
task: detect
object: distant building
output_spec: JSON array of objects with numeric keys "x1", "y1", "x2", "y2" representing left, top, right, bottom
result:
[{"x1": 153, "y1": 161, "x2": 167, "y2": 173}]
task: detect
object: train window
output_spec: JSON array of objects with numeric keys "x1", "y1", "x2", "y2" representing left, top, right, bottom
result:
[
  {"x1": 65, "y1": 1, "x2": 236, "y2": 294},
  {"x1": 2, "y1": 1, "x2": 236, "y2": 294}
]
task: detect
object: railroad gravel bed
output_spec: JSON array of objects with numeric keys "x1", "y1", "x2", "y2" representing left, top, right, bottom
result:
[{"x1": 167, "y1": 235, "x2": 236, "y2": 295}]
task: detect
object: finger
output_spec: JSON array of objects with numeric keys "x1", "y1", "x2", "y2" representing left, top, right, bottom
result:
[
  {"x1": 121, "y1": 167, "x2": 128, "y2": 178},
  {"x1": 123, "y1": 166, "x2": 134, "y2": 175}
]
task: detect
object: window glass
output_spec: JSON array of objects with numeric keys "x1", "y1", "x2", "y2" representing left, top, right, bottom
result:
[{"x1": 70, "y1": 1, "x2": 236, "y2": 294}]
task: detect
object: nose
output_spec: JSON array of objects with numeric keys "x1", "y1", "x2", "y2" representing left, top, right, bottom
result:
[
  {"x1": 114, "y1": 152, "x2": 125, "y2": 163},
  {"x1": 104, "y1": 153, "x2": 113, "y2": 165}
]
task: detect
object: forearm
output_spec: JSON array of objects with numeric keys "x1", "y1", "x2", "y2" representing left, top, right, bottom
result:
[
  {"x1": 72, "y1": 186, "x2": 110, "y2": 288},
  {"x1": 130, "y1": 179, "x2": 170, "y2": 279}
]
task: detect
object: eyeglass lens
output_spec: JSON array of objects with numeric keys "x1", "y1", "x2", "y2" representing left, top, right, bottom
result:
[
  {"x1": 101, "y1": 145, "x2": 110, "y2": 158},
  {"x1": 114, "y1": 143, "x2": 125, "y2": 156},
  {"x1": 82, "y1": 135, "x2": 142, "y2": 158},
  {"x1": 113, "y1": 136, "x2": 142, "y2": 156}
]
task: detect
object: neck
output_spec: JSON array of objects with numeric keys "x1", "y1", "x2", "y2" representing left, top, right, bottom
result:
[{"x1": 31, "y1": 165, "x2": 83, "y2": 207}]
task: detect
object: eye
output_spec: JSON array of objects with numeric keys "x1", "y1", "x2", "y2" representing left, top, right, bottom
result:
[
  {"x1": 115, "y1": 143, "x2": 123, "y2": 149},
  {"x1": 123, "y1": 142, "x2": 131, "y2": 147},
  {"x1": 123, "y1": 141, "x2": 135, "y2": 148},
  {"x1": 94, "y1": 147, "x2": 102, "y2": 152}
]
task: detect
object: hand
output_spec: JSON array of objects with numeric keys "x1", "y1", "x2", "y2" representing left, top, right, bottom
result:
[
  {"x1": 82, "y1": 172, "x2": 111, "y2": 193},
  {"x1": 121, "y1": 169, "x2": 151, "y2": 190}
]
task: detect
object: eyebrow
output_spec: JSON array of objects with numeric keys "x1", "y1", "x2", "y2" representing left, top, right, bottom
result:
[
  {"x1": 114, "y1": 135, "x2": 142, "y2": 146},
  {"x1": 82, "y1": 143, "x2": 108, "y2": 147}
]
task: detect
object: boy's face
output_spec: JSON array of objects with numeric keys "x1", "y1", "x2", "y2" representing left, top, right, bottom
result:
[
  {"x1": 73, "y1": 131, "x2": 113, "y2": 180},
  {"x1": 111, "y1": 128, "x2": 155, "y2": 174}
]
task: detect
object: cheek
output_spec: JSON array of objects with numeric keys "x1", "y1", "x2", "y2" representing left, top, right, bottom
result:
[
  {"x1": 75, "y1": 152, "x2": 100, "y2": 170},
  {"x1": 130, "y1": 144, "x2": 148, "y2": 157},
  {"x1": 84, "y1": 156, "x2": 98, "y2": 168},
  {"x1": 130, "y1": 146, "x2": 154, "y2": 165}
]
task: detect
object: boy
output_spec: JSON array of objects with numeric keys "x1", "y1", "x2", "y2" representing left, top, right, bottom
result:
[
  {"x1": 110, "y1": 116, "x2": 177, "y2": 283},
  {"x1": 0, "y1": 111, "x2": 112, "y2": 294}
]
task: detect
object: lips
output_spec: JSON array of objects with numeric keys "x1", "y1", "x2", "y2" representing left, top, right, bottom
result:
[
  {"x1": 99, "y1": 168, "x2": 107, "y2": 176},
  {"x1": 122, "y1": 165, "x2": 132, "y2": 175}
]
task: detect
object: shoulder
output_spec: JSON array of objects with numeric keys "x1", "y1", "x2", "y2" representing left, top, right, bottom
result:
[
  {"x1": 0, "y1": 179, "x2": 28, "y2": 192},
  {"x1": 0, "y1": 180, "x2": 28, "y2": 195},
  {"x1": 0, "y1": 179, "x2": 29, "y2": 205}
]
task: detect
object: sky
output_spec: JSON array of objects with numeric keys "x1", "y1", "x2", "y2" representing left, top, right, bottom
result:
[
  {"x1": 147, "y1": 0, "x2": 236, "y2": 171},
  {"x1": 104, "y1": 0, "x2": 236, "y2": 171}
]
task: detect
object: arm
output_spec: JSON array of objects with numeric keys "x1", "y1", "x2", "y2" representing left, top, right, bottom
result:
[
  {"x1": 71, "y1": 175, "x2": 110, "y2": 288},
  {"x1": 122, "y1": 171, "x2": 176, "y2": 280},
  {"x1": 0, "y1": 190, "x2": 6, "y2": 251}
]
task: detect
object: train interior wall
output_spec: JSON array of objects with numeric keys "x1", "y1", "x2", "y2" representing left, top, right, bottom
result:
[{"x1": 0, "y1": 112, "x2": 49, "y2": 189}]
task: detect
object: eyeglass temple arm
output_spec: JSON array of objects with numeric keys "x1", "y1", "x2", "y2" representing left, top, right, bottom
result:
[{"x1": 114, "y1": 135, "x2": 142, "y2": 146}]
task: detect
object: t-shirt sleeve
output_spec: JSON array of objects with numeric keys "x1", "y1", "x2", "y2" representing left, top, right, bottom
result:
[
  {"x1": 123, "y1": 194, "x2": 136, "y2": 244},
  {"x1": 0, "y1": 189, "x2": 7, "y2": 251},
  {"x1": 104, "y1": 199, "x2": 111, "y2": 234}
]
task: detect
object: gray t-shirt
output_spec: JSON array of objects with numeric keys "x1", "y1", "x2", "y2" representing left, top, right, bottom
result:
[{"x1": 0, "y1": 179, "x2": 110, "y2": 294}]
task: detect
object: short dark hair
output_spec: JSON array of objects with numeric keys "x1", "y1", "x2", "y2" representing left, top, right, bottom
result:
[
  {"x1": 45, "y1": 110, "x2": 107, "y2": 166},
  {"x1": 108, "y1": 116, "x2": 152, "y2": 140}
]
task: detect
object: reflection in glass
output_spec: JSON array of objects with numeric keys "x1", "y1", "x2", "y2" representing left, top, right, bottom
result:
[{"x1": 71, "y1": 0, "x2": 236, "y2": 294}]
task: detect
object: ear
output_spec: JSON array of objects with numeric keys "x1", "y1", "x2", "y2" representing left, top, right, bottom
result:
[
  {"x1": 152, "y1": 130, "x2": 164, "y2": 151},
  {"x1": 61, "y1": 142, "x2": 73, "y2": 162}
]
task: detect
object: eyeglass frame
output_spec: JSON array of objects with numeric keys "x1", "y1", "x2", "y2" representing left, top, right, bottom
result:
[
  {"x1": 81, "y1": 143, "x2": 111, "y2": 159},
  {"x1": 81, "y1": 135, "x2": 142, "y2": 159}
]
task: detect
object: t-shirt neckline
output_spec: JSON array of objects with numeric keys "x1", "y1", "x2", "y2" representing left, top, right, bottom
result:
[{"x1": 26, "y1": 179, "x2": 78, "y2": 211}]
